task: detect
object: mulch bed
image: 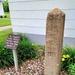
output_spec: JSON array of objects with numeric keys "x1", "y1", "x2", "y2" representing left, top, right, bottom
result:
[{"x1": 0, "y1": 50, "x2": 68, "y2": 75}]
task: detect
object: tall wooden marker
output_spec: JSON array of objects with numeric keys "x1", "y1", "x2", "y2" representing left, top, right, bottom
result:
[{"x1": 45, "y1": 8, "x2": 65, "y2": 75}]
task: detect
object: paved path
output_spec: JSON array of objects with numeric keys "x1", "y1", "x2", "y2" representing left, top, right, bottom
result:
[{"x1": 0, "y1": 26, "x2": 12, "y2": 31}]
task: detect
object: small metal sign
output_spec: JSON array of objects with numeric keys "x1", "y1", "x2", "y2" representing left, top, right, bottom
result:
[{"x1": 4, "y1": 34, "x2": 20, "y2": 50}]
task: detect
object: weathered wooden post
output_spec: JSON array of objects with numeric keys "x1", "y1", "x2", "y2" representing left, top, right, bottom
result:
[{"x1": 45, "y1": 8, "x2": 65, "y2": 75}]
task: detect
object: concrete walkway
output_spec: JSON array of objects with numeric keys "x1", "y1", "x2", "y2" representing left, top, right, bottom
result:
[{"x1": 0, "y1": 26, "x2": 12, "y2": 31}]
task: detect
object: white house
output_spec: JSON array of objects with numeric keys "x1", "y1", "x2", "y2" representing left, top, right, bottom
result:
[
  {"x1": 8, "y1": 0, "x2": 75, "y2": 46},
  {"x1": 0, "y1": 0, "x2": 5, "y2": 16}
]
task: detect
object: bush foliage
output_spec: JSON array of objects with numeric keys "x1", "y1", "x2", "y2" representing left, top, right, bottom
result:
[
  {"x1": 17, "y1": 35, "x2": 39, "y2": 63},
  {"x1": 61, "y1": 46, "x2": 75, "y2": 75},
  {"x1": 0, "y1": 41, "x2": 13, "y2": 68},
  {"x1": 1, "y1": 33, "x2": 75, "y2": 75},
  {"x1": 68, "y1": 64, "x2": 75, "y2": 75},
  {"x1": 3, "y1": 0, "x2": 9, "y2": 12},
  {"x1": 0, "y1": 34, "x2": 39, "y2": 68}
]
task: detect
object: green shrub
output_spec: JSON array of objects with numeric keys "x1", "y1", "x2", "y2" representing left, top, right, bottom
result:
[
  {"x1": 17, "y1": 35, "x2": 39, "y2": 63},
  {"x1": 0, "y1": 16, "x2": 3, "y2": 18},
  {"x1": 0, "y1": 41, "x2": 13, "y2": 68},
  {"x1": 4, "y1": 15, "x2": 7, "y2": 18},
  {"x1": 61, "y1": 46, "x2": 75, "y2": 73},
  {"x1": 68, "y1": 64, "x2": 75, "y2": 75},
  {"x1": 3, "y1": 0, "x2": 9, "y2": 12},
  {"x1": 0, "y1": 34, "x2": 39, "y2": 68},
  {"x1": 0, "y1": 15, "x2": 7, "y2": 18}
]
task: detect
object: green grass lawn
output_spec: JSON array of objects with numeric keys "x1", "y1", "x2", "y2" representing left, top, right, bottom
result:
[
  {"x1": 0, "y1": 12, "x2": 11, "y2": 27},
  {"x1": 0, "y1": 29, "x2": 12, "y2": 42}
]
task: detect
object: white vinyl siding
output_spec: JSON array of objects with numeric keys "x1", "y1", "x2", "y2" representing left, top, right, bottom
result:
[{"x1": 8, "y1": 0, "x2": 75, "y2": 38}]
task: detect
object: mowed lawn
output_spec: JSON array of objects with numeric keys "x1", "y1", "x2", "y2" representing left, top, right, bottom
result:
[
  {"x1": 0, "y1": 12, "x2": 11, "y2": 27},
  {"x1": 0, "y1": 29, "x2": 12, "y2": 42}
]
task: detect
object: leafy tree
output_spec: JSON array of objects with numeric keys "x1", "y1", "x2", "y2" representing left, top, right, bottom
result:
[{"x1": 3, "y1": 0, "x2": 9, "y2": 12}]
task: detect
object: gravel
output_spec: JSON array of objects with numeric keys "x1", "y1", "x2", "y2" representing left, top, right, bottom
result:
[
  {"x1": 0, "y1": 56, "x2": 44, "y2": 75},
  {"x1": 0, "y1": 56, "x2": 68, "y2": 75}
]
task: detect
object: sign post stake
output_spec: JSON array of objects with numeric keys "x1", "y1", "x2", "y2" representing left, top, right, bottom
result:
[
  {"x1": 13, "y1": 50, "x2": 18, "y2": 71},
  {"x1": 4, "y1": 34, "x2": 20, "y2": 72}
]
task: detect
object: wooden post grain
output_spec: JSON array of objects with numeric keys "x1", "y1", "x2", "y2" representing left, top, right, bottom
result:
[{"x1": 45, "y1": 8, "x2": 65, "y2": 75}]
